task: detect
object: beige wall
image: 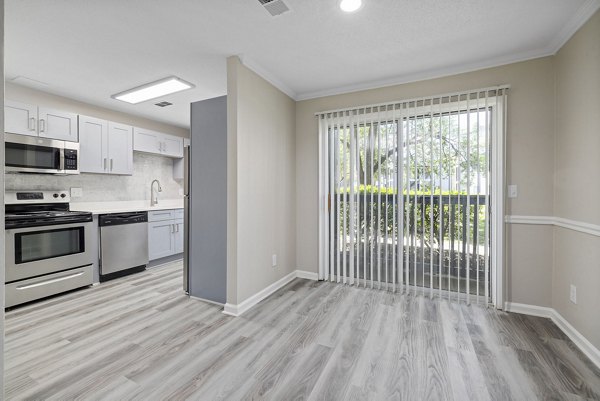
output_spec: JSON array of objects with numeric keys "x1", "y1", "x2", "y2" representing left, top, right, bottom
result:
[
  {"x1": 296, "y1": 57, "x2": 556, "y2": 307},
  {"x1": 227, "y1": 57, "x2": 297, "y2": 304},
  {"x1": 5, "y1": 82, "x2": 189, "y2": 138},
  {"x1": 553, "y1": 11, "x2": 600, "y2": 349},
  {"x1": 226, "y1": 57, "x2": 239, "y2": 305}
]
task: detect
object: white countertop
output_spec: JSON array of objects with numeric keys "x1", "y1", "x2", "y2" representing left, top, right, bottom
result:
[{"x1": 70, "y1": 199, "x2": 184, "y2": 214}]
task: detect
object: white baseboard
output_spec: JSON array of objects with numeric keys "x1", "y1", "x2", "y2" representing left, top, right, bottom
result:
[
  {"x1": 504, "y1": 302, "x2": 554, "y2": 318},
  {"x1": 223, "y1": 269, "x2": 319, "y2": 317},
  {"x1": 504, "y1": 302, "x2": 600, "y2": 369},
  {"x1": 550, "y1": 309, "x2": 600, "y2": 369},
  {"x1": 296, "y1": 270, "x2": 319, "y2": 280}
]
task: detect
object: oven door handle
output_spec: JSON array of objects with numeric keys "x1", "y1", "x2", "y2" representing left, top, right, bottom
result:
[{"x1": 15, "y1": 271, "x2": 85, "y2": 290}]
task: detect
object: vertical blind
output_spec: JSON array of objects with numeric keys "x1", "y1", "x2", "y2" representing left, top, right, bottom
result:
[{"x1": 318, "y1": 86, "x2": 508, "y2": 304}]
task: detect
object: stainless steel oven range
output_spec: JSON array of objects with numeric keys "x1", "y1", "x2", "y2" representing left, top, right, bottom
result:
[{"x1": 4, "y1": 190, "x2": 93, "y2": 308}]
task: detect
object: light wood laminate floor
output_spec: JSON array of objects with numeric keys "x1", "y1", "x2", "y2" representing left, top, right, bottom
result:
[{"x1": 5, "y1": 262, "x2": 600, "y2": 400}]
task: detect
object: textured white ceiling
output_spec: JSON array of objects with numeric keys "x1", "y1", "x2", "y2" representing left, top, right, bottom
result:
[{"x1": 5, "y1": 0, "x2": 599, "y2": 128}]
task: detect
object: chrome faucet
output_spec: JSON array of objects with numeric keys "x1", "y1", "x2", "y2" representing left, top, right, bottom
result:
[{"x1": 151, "y1": 179, "x2": 162, "y2": 206}]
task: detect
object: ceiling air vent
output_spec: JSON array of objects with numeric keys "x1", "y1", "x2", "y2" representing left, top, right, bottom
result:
[
  {"x1": 155, "y1": 101, "x2": 173, "y2": 107},
  {"x1": 258, "y1": 0, "x2": 290, "y2": 16}
]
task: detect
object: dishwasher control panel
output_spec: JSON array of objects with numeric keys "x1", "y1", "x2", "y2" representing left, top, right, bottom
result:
[{"x1": 99, "y1": 212, "x2": 148, "y2": 226}]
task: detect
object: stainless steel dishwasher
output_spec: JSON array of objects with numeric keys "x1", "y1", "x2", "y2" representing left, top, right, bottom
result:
[{"x1": 99, "y1": 211, "x2": 149, "y2": 281}]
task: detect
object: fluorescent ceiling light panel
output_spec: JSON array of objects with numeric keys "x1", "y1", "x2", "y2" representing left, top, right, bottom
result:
[{"x1": 112, "y1": 76, "x2": 194, "y2": 104}]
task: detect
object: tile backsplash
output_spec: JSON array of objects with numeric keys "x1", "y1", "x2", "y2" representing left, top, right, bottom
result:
[{"x1": 5, "y1": 153, "x2": 183, "y2": 202}]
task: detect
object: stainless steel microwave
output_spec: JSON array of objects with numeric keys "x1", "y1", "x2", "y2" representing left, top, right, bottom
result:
[{"x1": 5, "y1": 133, "x2": 80, "y2": 174}]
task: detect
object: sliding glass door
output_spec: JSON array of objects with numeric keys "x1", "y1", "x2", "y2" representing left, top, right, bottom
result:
[{"x1": 318, "y1": 88, "x2": 508, "y2": 304}]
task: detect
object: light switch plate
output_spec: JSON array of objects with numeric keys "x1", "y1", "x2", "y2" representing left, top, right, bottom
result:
[
  {"x1": 70, "y1": 187, "x2": 83, "y2": 198},
  {"x1": 570, "y1": 284, "x2": 577, "y2": 304},
  {"x1": 508, "y1": 185, "x2": 518, "y2": 198}
]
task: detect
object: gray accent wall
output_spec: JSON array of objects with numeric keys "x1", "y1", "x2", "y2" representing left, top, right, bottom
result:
[{"x1": 188, "y1": 96, "x2": 228, "y2": 304}]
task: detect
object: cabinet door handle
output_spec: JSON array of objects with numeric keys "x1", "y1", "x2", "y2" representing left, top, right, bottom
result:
[
  {"x1": 176, "y1": 224, "x2": 179, "y2": 232},
  {"x1": 110, "y1": 159, "x2": 114, "y2": 171},
  {"x1": 103, "y1": 158, "x2": 107, "y2": 170},
  {"x1": 39, "y1": 119, "x2": 46, "y2": 132},
  {"x1": 29, "y1": 117, "x2": 36, "y2": 131}
]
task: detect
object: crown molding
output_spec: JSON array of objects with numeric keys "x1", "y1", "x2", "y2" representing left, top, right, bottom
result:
[
  {"x1": 239, "y1": 1, "x2": 599, "y2": 103},
  {"x1": 237, "y1": 55, "x2": 298, "y2": 100},
  {"x1": 295, "y1": 47, "x2": 554, "y2": 101},
  {"x1": 295, "y1": 0, "x2": 600, "y2": 101},
  {"x1": 545, "y1": 0, "x2": 600, "y2": 54}
]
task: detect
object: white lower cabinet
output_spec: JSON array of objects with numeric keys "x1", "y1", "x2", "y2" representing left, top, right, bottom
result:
[
  {"x1": 148, "y1": 221, "x2": 176, "y2": 260},
  {"x1": 148, "y1": 209, "x2": 184, "y2": 261},
  {"x1": 174, "y1": 219, "x2": 184, "y2": 254}
]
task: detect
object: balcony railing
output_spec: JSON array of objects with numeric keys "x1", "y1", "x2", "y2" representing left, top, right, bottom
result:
[{"x1": 331, "y1": 193, "x2": 489, "y2": 297}]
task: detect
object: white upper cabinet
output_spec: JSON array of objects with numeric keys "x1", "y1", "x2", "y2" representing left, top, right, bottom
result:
[
  {"x1": 173, "y1": 138, "x2": 190, "y2": 180},
  {"x1": 5, "y1": 101, "x2": 37, "y2": 136},
  {"x1": 79, "y1": 116, "x2": 108, "y2": 174},
  {"x1": 5, "y1": 101, "x2": 79, "y2": 142},
  {"x1": 79, "y1": 116, "x2": 133, "y2": 175},
  {"x1": 133, "y1": 127, "x2": 162, "y2": 154},
  {"x1": 162, "y1": 134, "x2": 184, "y2": 158},
  {"x1": 107, "y1": 122, "x2": 133, "y2": 175},
  {"x1": 38, "y1": 107, "x2": 79, "y2": 142},
  {"x1": 133, "y1": 127, "x2": 183, "y2": 158}
]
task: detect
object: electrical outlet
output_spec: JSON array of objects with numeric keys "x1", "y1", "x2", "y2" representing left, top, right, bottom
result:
[
  {"x1": 570, "y1": 284, "x2": 577, "y2": 304},
  {"x1": 508, "y1": 185, "x2": 518, "y2": 198},
  {"x1": 70, "y1": 187, "x2": 83, "y2": 198},
  {"x1": 272, "y1": 254, "x2": 277, "y2": 268}
]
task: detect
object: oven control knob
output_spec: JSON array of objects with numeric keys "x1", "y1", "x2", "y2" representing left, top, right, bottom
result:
[
  {"x1": 53, "y1": 193, "x2": 59, "y2": 198},
  {"x1": 60, "y1": 193, "x2": 67, "y2": 198}
]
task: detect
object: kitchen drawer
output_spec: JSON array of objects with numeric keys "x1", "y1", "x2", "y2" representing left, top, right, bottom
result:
[
  {"x1": 148, "y1": 209, "x2": 175, "y2": 222},
  {"x1": 5, "y1": 265, "x2": 93, "y2": 308},
  {"x1": 174, "y1": 209, "x2": 184, "y2": 219}
]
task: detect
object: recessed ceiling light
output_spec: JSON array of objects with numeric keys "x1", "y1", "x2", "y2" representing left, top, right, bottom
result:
[
  {"x1": 112, "y1": 76, "x2": 195, "y2": 104},
  {"x1": 339, "y1": 0, "x2": 362, "y2": 13}
]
